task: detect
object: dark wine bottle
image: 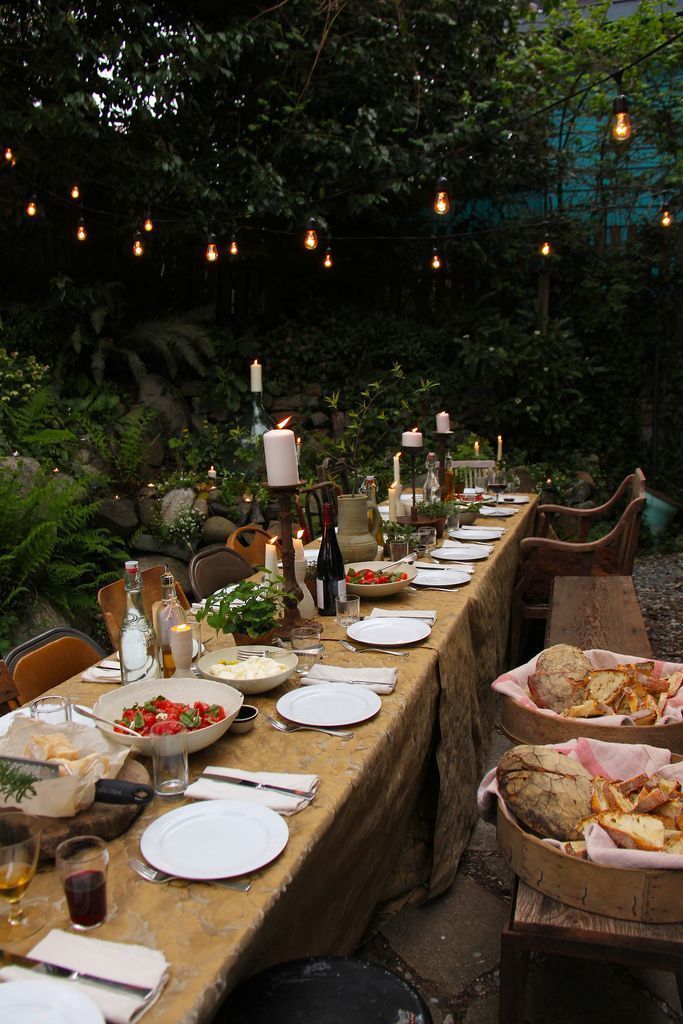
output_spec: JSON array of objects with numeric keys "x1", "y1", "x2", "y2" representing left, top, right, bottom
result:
[{"x1": 316, "y1": 503, "x2": 347, "y2": 615}]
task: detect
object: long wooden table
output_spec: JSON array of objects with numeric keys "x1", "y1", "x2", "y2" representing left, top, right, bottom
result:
[{"x1": 11, "y1": 498, "x2": 536, "y2": 1023}]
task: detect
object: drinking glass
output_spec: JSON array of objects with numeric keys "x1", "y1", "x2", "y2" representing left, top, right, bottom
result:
[
  {"x1": 56, "y1": 835, "x2": 109, "y2": 930},
  {"x1": 150, "y1": 722, "x2": 189, "y2": 797},
  {"x1": 290, "y1": 626, "x2": 324, "y2": 676},
  {"x1": 417, "y1": 526, "x2": 437, "y2": 557},
  {"x1": 30, "y1": 695, "x2": 72, "y2": 725},
  {"x1": 335, "y1": 595, "x2": 360, "y2": 628},
  {"x1": 0, "y1": 812, "x2": 45, "y2": 941},
  {"x1": 190, "y1": 620, "x2": 203, "y2": 675},
  {"x1": 389, "y1": 540, "x2": 410, "y2": 562},
  {"x1": 488, "y1": 467, "x2": 508, "y2": 505}
]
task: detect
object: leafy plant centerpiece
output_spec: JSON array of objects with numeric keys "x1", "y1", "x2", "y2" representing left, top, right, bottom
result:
[{"x1": 194, "y1": 574, "x2": 296, "y2": 641}]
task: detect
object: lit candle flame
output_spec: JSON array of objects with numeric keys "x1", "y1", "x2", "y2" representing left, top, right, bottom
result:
[{"x1": 277, "y1": 416, "x2": 292, "y2": 429}]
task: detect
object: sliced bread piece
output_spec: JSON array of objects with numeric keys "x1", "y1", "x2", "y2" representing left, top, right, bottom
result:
[{"x1": 596, "y1": 811, "x2": 665, "y2": 851}]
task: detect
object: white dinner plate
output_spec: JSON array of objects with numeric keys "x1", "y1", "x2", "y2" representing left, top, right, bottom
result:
[
  {"x1": 412, "y1": 569, "x2": 471, "y2": 588},
  {"x1": 141, "y1": 800, "x2": 288, "y2": 879},
  {"x1": 449, "y1": 528, "x2": 504, "y2": 541},
  {"x1": 0, "y1": 707, "x2": 95, "y2": 736},
  {"x1": 479, "y1": 506, "x2": 517, "y2": 517},
  {"x1": 0, "y1": 979, "x2": 104, "y2": 1024},
  {"x1": 277, "y1": 684, "x2": 381, "y2": 727},
  {"x1": 346, "y1": 617, "x2": 431, "y2": 646},
  {"x1": 432, "y1": 546, "x2": 490, "y2": 562}
]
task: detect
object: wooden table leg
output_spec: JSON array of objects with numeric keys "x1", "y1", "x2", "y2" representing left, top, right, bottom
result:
[{"x1": 499, "y1": 881, "x2": 529, "y2": 1024}]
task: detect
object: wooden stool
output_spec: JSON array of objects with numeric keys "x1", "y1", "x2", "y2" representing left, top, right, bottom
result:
[
  {"x1": 500, "y1": 879, "x2": 683, "y2": 1024},
  {"x1": 219, "y1": 956, "x2": 433, "y2": 1023}
]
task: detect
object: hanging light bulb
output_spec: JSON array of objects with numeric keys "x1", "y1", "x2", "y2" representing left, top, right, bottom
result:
[
  {"x1": 433, "y1": 175, "x2": 450, "y2": 215},
  {"x1": 323, "y1": 246, "x2": 333, "y2": 269},
  {"x1": 431, "y1": 245, "x2": 441, "y2": 271},
  {"x1": 4, "y1": 146, "x2": 13, "y2": 163},
  {"x1": 70, "y1": 184, "x2": 80, "y2": 200},
  {"x1": 229, "y1": 232, "x2": 239, "y2": 256},
  {"x1": 611, "y1": 93, "x2": 632, "y2": 142},
  {"x1": 205, "y1": 232, "x2": 219, "y2": 262},
  {"x1": 143, "y1": 211, "x2": 154, "y2": 232},
  {"x1": 659, "y1": 200, "x2": 673, "y2": 228},
  {"x1": 76, "y1": 217, "x2": 87, "y2": 242},
  {"x1": 26, "y1": 194, "x2": 37, "y2": 217},
  {"x1": 133, "y1": 231, "x2": 144, "y2": 257},
  {"x1": 304, "y1": 217, "x2": 318, "y2": 250},
  {"x1": 539, "y1": 237, "x2": 551, "y2": 257}
]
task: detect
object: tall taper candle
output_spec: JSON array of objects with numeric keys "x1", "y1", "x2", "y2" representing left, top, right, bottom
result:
[
  {"x1": 497, "y1": 435, "x2": 503, "y2": 462},
  {"x1": 250, "y1": 359, "x2": 263, "y2": 392}
]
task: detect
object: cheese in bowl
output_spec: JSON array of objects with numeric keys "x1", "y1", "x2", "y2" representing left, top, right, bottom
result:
[{"x1": 197, "y1": 645, "x2": 298, "y2": 694}]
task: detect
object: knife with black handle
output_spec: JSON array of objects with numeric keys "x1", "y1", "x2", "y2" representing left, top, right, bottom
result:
[{"x1": 0, "y1": 755, "x2": 153, "y2": 806}]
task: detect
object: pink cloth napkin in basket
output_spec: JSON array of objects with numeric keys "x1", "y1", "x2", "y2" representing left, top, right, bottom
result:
[
  {"x1": 492, "y1": 648, "x2": 683, "y2": 726},
  {"x1": 478, "y1": 736, "x2": 683, "y2": 870}
]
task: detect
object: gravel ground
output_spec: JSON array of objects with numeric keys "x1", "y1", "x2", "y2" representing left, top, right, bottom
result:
[{"x1": 633, "y1": 552, "x2": 683, "y2": 662}]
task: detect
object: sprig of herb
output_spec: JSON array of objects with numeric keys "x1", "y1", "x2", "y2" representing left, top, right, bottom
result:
[
  {"x1": 195, "y1": 574, "x2": 296, "y2": 638},
  {"x1": 0, "y1": 761, "x2": 37, "y2": 804}
]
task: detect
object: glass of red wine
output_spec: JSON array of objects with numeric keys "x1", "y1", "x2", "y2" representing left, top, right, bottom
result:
[
  {"x1": 56, "y1": 835, "x2": 109, "y2": 930},
  {"x1": 0, "y1": 812, "x2": 45, "y2": 941},
  {"x1": 488, "y1": 467, "x2": 508, "y2": 505}
]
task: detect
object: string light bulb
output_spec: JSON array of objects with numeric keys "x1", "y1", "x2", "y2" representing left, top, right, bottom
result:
[
  {"x1": 133, "y1": 231, "x2": 144, "y2": 257},
  {"x1": 323, "y1": 246, "x2": 333, "y2": 269},
  {"x1": 4, "y1": 146, "x2": 13, "y2": 163},
  {"x1": 539, "y1": 237, "x2": 551, "y2": 257},
  {"x1": 70, "y1": 184, "x2": 80, "y2": 200},
  {"x1": 433, "y1": 175, "x2": 450, "y2": 215},
  {"x1": 26, "y1": 195, "x2": 37, "y2": 217},
  {"x1": 205, "y1": 232, "x2": 219, "y2": 262},
  {"x1": 659, "y1": 200, "x2": 673, "y2": 228},
  {"x1": 611, "y1": 72, "x2": 632, "y2": 142},
  {"x1": 229, "y1": 232, "x2": 239, "y2": 256},
  {"x1": 304, "y1": 217, "x2": 319, "y2": 250},
  {"x1": 143, "y1": 211, "x2": 154, "y2": 232},
  {"x1": 430, "y1": 245, "x2": 441, "y2": 271},
  {"x1": 76, "y1": 217, "x2": 87, "y2": 242}
]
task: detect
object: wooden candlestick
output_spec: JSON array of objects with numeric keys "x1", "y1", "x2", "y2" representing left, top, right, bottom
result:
[
  {"x1": 433, "y1": 431, "x2": 452, "y2": 489},
  {"x1": 268, "y1": 483, "x2": 305, "y2": 630},
  {"x1": 401, "y1": 445, "x2": 423, "y2": 523}
]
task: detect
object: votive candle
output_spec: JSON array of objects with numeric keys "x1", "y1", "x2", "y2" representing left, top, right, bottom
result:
[
  {"x1": 402, "y1": 428, "x2": 423, "y2": 447},
  {"x1": 207, "y1": 465, "x2": 217, "y2": 480}
]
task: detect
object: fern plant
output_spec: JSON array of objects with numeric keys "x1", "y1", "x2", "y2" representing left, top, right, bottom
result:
[{"x1": 88, "y1": 407, "x2": 159, "y2": 491}]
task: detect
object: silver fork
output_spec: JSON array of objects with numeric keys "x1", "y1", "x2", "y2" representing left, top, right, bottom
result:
[
  {"x1": 339, "y1": 639, "x2": 408, "y2": 657},
  {"x1": 128, "y1": 857, "x2": 251, "y2": 891},
  {"x1": 409, "y1": 585, "x2": 461, "y2": 594},
  {"x1": 264, "y1": 714, "x2": 353, "y2": 739}
]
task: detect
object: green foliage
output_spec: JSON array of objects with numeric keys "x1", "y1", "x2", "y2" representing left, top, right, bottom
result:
[
  {"x1": 89, "y1": 406, "x2": 159, "y2": 491},
  {"x1": 148, "y1": 506, "x2": 205, "y2": 553},
  {"x1": 0, "y1": 345, "x2": 49, "y2": 403},
  {"x1": 0, "y1": 468, "x2": 126, "y2": 652},
  {"x1": 0, "y1": 387, "x2": 78, "y2": 463},
  {"x1": 416, "y1": 499, "x2": 452, "y2": 519},
  {"x1": 195, "y1": 575, "x2": 295, "y2": 638}
]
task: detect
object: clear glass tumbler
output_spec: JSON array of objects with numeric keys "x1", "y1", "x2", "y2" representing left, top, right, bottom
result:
[{"x1": 290, "y1": 626, "x2": 324, "y2": 676}]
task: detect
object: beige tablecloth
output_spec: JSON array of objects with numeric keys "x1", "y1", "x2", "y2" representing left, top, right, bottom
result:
[{"x1": 15, "y1": 498, "x2": 535, "y2": 1023}]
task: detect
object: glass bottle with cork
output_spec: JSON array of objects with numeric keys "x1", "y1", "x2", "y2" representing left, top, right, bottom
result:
[
  {"x1": 316, "y1": 502, "x2": 346, "y2": 616},
  {"x1": 119, "y1": 561, "x2": 158, "y2": 684},
  {"x1": 243, "y1": 358, "x2": 275, "y2": 441},
  {"x1": 153, "y1": 569, "x2": 187, "y2": 678},
  {"x1": 422, "y1": 452, "x2": 441, "y2": 503}
]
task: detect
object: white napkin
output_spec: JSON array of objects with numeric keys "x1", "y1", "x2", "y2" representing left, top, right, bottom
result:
[
  {"x1": 369, "y1": 607, "x2": 437, "y2": 625},
  {"x1": 440, "y1": 539, "x2": 494, "y2": 554},
  {"x1": 81, "y1": 660, "x2": 122, "y2": 683},
  {"x1": 0, "y1": 928, "x2": 168, "y2": 1024},
  {"x1": 303, "y1": 663, "x2": 397, "y2": 695},
  {"x1": 479, "y1": 505, "x2": 519, "y2": 516},
  {"x1": 185, "y1": 765, "x2": 319, "y2": 815}
]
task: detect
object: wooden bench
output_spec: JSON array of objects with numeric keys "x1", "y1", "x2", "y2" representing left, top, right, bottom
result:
[{"x1": 499, "y1": 574, "x2": 683, "y2": 1022}]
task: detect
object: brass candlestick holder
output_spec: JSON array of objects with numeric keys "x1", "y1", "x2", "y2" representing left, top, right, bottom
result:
[
  {"x1": 400, "y1": 445, "x2": 424, "y2": 523},
  {"x1": 433, "y1": 431, "x2": 453, "y2": 490},
  {"x1": 267, "y1": 483, "x2": 304, "y2": 630}
]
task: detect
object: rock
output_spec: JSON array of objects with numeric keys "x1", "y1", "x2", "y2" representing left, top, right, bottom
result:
[
  {"x1": 137, "y1": 495, "x2": 158, "y2": 527},
  {"x1": 138, "y1": 374, "x2": 188, "y2": 434},
  {"x1": 144, "y1": 435, "x2": 165, "y2": 468},
  {"x1": 160, "y1": 488, "x2": 195, "y2": 526},
  {"x1": 0, "y1": 455, "x2": 41, "y2": 494},
  {"x1": 202, "y1": 516, "x2": 237, "y2": 545},
  {"x1": 13, "y1": 598, "x2": 71, "y2": 644},
  {"x1": 193, "y1": 497, "x2": 208, "y2": 517},
  {"x1": 271, "y1": 394, "x2": 303, "y2": 411},
  {"x1": 137, "y1": 554, "x2": 191, "y2": 595},
  {"x1": 96, "y1": 497, "x2": 139, "y2": 538},
  {"x1": 308, "y1": 411, "x2": 330, "y2": 429},
  {"x1": 206, "y1": 494, "x2": 235, "y2": 518},
  {"x1": 131, "y1": 532, "x2": 192, "y2": 563},
  {"x1": 564, "y1": 478, "x2": 596, "y2": 507},
  {"x1": 331, "y1": 411, "x2": 346, "y2": 439}
]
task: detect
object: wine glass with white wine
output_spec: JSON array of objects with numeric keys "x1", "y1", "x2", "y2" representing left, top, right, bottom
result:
[{"x1": 0, "y1": 811, "x2": 45, "y2": 941}]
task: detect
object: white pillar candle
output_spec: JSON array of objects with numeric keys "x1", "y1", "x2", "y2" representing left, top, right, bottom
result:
[
  {"x1": 402, "y1": 428, "x2": 423, "y2": 447},
  {"x1": 250, "y1": 359, "x2": 263, "y2": 392},
  {"x1": 393, "y1": 452, "x2": 401, "y2": 485},
  {"x1": 293, "y1": 536, "x2": 305, "y2": 561},
  {"x1": 263, "y1": 424, "x2": 299, "y2": 486},
  {"x1": 264, "y1": 541, "x2": 280, "y2": 577},
  {"x1": 170, "y1": 623, "x2": 193, "y2": 676},
  {"x1": 497, "y1": 435, "x2": 503, "y2": 462},
  {"x1": 474, "y1": 440, "x2": 480, "y2": 457},
  {"x1": 388, "y1": 484, "x2": 398, "y2": 522},
  {"x1": 436, "y1": 412, "x2": 450, "y2": 433}
]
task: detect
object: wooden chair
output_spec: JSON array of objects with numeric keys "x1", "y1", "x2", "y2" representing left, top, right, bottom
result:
[
  {"x1": 294, "y1": 481, "x2": 341, "y2": 542},
  {"x1": 97, "y1": 564, "x2": 191, "y2": 651},
  {"x1": 5, "y1": 627, "x2": 107, "y2": 706},
  {"x1": 509, "y1": 495, "x2": 646, "y2": 664},
  {"x1": 535, "y1": 468, "x2": 646, "y2": 541},
  {"x1": 226, "y1": 526, "x2": 275, "y2": 568},
  {"x1": 188, "y1": 545, "x2": 255, "y2": 600},
  {"x1": 451, "y1": 459, "x2": 495, "y2": 490},
  {"x1": 318, "y1": 457, "x2": 352, "y2": 497}
]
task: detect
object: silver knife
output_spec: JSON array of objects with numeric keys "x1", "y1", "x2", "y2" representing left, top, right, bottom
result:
[
  {"x1": 0, "y1": 950, "x2": 155, "y2": 998},
  {"x1": 201, "y1": 773, "x2": 315, "y2": 799}
]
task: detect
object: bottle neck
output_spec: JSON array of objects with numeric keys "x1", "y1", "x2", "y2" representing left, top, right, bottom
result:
[
  {"x1": 125, "y1": 583, "x2": 145, "y2": 618},
  {"x1": 161, "y1": 580, "x2": 176, "y2": 603}
]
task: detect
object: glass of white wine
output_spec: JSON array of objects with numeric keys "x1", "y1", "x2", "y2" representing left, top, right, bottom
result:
[{"x1": 0, "y1": 812, "x2": 45, "y2": 941}]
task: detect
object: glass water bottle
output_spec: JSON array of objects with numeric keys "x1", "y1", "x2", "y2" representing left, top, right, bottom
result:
[{"x1": 119, "y1": 561, "x2": 158, "y2": 684}]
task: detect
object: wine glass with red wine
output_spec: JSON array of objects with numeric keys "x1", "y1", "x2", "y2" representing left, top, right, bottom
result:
[
  {"x1": 488, "y1": 467, "x2": 508, "y2": 505},
  {"x1": 56, "y1": 835, "x2": 109, "y2": 930},
  {"x1": 0, "y1": 812, "x2": 45, "y2": 941}
]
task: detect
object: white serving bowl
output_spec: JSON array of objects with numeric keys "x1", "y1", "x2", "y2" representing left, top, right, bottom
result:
[
  {"x1": 93, "y1": 677, "x2": 243, "y2": 756},
  {"x1": 197, "y1": 646, "x2": 298, "y2": 695},
  {"x1": 344, "y1": 560, "x2": 417, "y2": 598}
]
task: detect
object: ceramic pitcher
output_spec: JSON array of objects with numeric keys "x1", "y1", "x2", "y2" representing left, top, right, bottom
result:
[{"x1": 336, "y1": 494, "x2": 382, "y2": 563}]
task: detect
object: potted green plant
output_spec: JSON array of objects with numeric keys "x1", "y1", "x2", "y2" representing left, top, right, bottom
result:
[
  {"x1": 413, "y1": 499, "x2": 453, "y2": 537},
  {"x1": 194, "y1": 574, "x2": 296, "y2": 645}
]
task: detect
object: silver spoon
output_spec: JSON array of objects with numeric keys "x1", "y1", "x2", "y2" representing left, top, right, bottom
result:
[
  {"x1": 128, "y1": 857, "x2": 251, "y2": 891},
  {"x1": 71, "y1": 704, "x2": 140, "y2": 737}
]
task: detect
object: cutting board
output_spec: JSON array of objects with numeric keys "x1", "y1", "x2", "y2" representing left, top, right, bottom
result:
[{"x1": 1, "y1": 760, "x2": 150, "y2": 863}]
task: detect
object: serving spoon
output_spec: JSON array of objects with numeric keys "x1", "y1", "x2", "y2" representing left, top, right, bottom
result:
[{"x1": 70, "y1": 703, "x2": 140, "y2": 737}]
